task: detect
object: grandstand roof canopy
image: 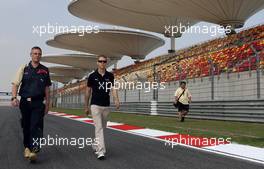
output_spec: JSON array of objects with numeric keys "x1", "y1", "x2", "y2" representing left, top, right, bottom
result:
[
  {"x1": 41, "y1": 54, "x2": 99, "y2": 71},
  {"x1": 50, "y1": 74, "x2": 75, "y2": 84},
  {"x1": 68, "y1": 0, "x2": 264, "y2": 29},
  {"x1": 46, "y1": 29, "x2": 165, "y2": 60},
  {"x1": 68, "y1": 0, "x2": 197, "y2": 36},
  {"x1": 48, "y1": 66, "x2": 87, "y2": 79}
]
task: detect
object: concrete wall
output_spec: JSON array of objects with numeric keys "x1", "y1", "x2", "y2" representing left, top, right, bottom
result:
[
  {"x1": 56, "y1": 70, "x2": 264, "y2": 106},
  {"x1": 112, "y1": 70, "x2": 264, "y2": 102}
]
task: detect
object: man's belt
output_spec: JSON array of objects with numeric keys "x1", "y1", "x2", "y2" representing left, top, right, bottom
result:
[{"x1": 22, "y1": 96, "x2": 44, "y2": 102}]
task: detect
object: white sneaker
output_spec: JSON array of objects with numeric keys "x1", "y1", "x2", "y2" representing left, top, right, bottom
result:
[{"x1": 97, "y1": 153, "x2": 105, "y2": 160}]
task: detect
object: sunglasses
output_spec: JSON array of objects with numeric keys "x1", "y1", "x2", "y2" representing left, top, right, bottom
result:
[{"x1": 98, "y1": 60, "x2": 107, "y2": 63}]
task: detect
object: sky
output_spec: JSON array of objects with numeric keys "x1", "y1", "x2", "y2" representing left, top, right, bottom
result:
[{"x1": 0, "y1": 0, "x2": 264, "y2": 92}]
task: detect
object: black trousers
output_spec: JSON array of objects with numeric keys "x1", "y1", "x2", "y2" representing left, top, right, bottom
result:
[
  {"x1": 19, "y1": 98, "x2": 45, "y2": 151},
  {"x1": 178, "y1": 102, "x2": 190, "y2": 112}
]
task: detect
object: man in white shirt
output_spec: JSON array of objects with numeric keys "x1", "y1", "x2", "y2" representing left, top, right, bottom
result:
[{"x1": 174, "y1": 81, "x2": 192, "y2": 122}]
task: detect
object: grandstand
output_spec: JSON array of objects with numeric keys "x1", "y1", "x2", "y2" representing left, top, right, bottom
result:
[
  {"x1": 114, "y1": 25, "x2": 264, "y2": 82},
  {"x1": 50, "y1": 24, "x2": 264, "y2": 123}
]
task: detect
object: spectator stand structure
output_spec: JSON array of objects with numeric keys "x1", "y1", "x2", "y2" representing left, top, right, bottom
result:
[{"x1": 47, "y1": 0, "x2": 264, "y2": 122}]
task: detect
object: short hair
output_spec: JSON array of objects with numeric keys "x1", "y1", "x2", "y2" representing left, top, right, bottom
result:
[
  {"x1": 180, "y1": 81, "x2": 186, "y2": 85},
  {"x1": 97, "y1": 55, "x2": 107, "y2": 60},
  {"x1": 31, "y1": 46, "x2": 42, "y2": 53}
]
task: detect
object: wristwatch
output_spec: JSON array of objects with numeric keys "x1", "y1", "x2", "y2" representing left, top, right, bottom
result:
[{"x1": 11, "y1": 97, "x2": 17, "y2": 101}]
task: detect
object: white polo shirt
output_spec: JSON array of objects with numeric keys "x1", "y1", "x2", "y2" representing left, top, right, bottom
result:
[{"x1": 175, "y1": 87, "x2": 191, "y2": 105}]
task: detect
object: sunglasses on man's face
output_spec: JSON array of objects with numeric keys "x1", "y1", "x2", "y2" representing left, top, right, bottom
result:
[{"x1": 98, "y1": 60, "x2": 107, "y2": 63}]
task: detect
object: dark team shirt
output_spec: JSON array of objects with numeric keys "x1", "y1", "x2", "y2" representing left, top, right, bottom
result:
[
  {"x1": 87, "y1": 69, "x2": 114, "y2": 107},
  {"x1": 19, "y1": 61, "x2": 52, "y2": 99}
]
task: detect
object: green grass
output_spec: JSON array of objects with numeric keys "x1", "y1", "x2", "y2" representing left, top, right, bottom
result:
[{"x1": 51, "y1": 108, "x2": 264, "y2": 148}]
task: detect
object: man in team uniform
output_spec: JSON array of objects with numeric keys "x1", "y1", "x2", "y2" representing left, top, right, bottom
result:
[{"x1": 11, "y1": 46, "x2": 51, "y2": 162}]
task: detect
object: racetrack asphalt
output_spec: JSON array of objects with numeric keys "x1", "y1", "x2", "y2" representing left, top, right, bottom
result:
[{"x1": 0, "y1": 106, "x2": 263, "y2": 169}]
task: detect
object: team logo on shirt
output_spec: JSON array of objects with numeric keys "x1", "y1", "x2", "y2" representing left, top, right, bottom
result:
[{"x1": 37, "y1": 69, "x2": 48, "y2": 74}]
